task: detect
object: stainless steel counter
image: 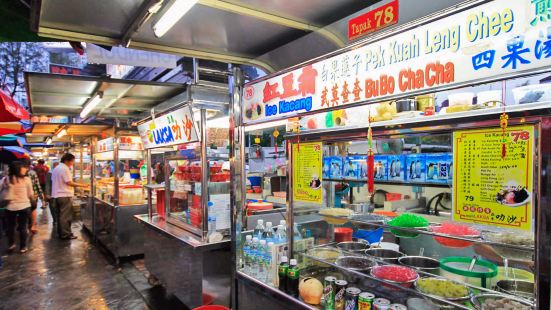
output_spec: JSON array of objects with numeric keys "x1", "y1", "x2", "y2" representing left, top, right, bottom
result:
[
  {"x1": 93, "y1": 198, "x2": 148, "y2": 261},
  {"x1": 135, "y1": 215, "x2": 231, "y2": 308}
]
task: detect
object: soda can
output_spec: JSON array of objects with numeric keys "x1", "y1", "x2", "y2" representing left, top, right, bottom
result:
[
  {"x1": 373, "y1": 298, "x2": 391, "y2": 310},
  {"x1": 358, "y1": 292, "x2": 375, "y2": 310},
  {"x1": 323, "y1": 276, "x2": 337, "y2": 310},
  {"x1": 389, "y1": 304, "x2": 407, "y2": 310},
  {"x1": 344, "y1": 287, "x2": 361, "y2": 310},
  {"x1": 334, "y1": 280, "x2": 348, "y2": 310}
]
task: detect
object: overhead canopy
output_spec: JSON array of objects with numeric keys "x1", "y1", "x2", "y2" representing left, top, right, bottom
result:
[
  {"x1": 25, "y1": 72, "x2": 186, "y2": 119},
  {"x1": 27, "y1": 123, "x2": 113, "y2": 144},
  {"x1": 32, "y1": 0, "x2": 378, "y2": 72},
  {"x1": 0, "y1": 135, "x2": 23, "y2": 147}
]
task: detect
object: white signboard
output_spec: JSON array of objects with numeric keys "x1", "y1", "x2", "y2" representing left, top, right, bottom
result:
[
  {"x1": 87, "y1": 44, "x2": 179, "y2": 68},
  {"x1": 96, "y1": 137, "x2": 114, "y2": 153},
  {"x1": 138, "y1": 106, "x2": 199, "y2": 149},
  {"x1": 242, "y1": 0, "x2": 551, "y2": 123}
]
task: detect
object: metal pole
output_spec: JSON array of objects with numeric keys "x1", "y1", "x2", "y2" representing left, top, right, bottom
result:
[
  {"x1": 200, "y1": 108, "x2": 209, "y2": 241},
  {"x1": 146, "y1": 148, "x2": 153, "y2": 219},
  {"x1": 114, "y1": 133, "x2": 120, "y2": 207},
  {"x1": 287, "y1": 141, "x2": 293, "y2": 258}
]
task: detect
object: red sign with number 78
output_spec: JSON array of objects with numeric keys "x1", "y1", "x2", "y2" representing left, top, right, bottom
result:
[{"x1": 348, "y1": 0, "x2": 399, "y2": 41}]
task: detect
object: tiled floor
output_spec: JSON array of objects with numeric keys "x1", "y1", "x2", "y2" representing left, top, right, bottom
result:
[{"x1": 0, "y1": 207, "x2": 186, "y2": 310}]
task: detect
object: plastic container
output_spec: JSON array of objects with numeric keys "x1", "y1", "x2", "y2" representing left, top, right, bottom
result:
[
  {"x1": 193, "y1": 306, "x2": 229, "y2": 310},
  {"x1": 371, "y1": 265, "x2": 419, "y2": 288},
  {"x1": 448, "y1": 92, "x2": 474, "y2": 106},
  {"x1": 119, "y1": 185, "x2": 143, "y2": 205},
  {"x1": 334, "y1": 227, "x2": 353, "y2": 242},
  {"x1": 246, "y1": 200, "x2": 273, "y2": 215},
  {"x1": 439, "y1": 256, "x2": 498, "y2": 288},
  {"x1": 476, "y1": 90, "x2": 502, "y2": 106},
  {"x1": 431, "y1": 223, "x2": 480, "y2": 248},
  {"x1": 512, "y1": 84, "x2": 551, "y2": 105}
]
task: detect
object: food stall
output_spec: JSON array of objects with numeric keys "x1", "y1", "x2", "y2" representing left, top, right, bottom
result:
[
  {"x1": 135, "y1": 82, "x2": 232, "y2": 308},
  {"x1": 93, "y1": 131, "x2": 147, "y2": 261},
  {"x1": 231, "y1": 0, "x2": 551, "y2": 309}
]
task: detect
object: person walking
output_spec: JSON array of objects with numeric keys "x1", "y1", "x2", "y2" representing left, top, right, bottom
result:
[
  {"x1": 0, "y1": 161, "x2": 34, "y2": 253},
  {"x1": 51, "y1": 153, "x2": 87, "y2": 240},
  {"x1": 24, "y1": 160, "x2": 44, "y2": 234},
  {"x1": 34, "y1": 159, "x2": 49, "y2": 209},
  {"x1": 45, "y1": 162, "x2": 59, "y2": 227}
]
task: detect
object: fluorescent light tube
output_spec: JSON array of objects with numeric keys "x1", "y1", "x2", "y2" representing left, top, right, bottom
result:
[
  {"x1": 56, "y1": 128, "x2": 67, "y2": 138},
  {"x1": 80, "y1": 92, "x2": 103, "y2": 118},
  {"x1": 153, "y1": 0, "x2": 198, "y2": 37}
]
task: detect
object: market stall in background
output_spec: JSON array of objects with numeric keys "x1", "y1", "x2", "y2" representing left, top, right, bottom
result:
[
  {"x1": 231, "y1": 0, "x2": 551, "y2": 309},
  {"x1": 135, "y1": 75, "x2": 233, "y2": 308}
]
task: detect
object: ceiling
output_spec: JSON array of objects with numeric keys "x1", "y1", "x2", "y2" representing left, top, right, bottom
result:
[
  {"x1": 33, "y1": 0, "x2": 379, "y2": 72},
  {"x1": 25, "y1": 72, "x2": 186, "y2": 119}
]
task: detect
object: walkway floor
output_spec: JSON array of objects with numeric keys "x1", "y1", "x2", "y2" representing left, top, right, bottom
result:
[{"x1": 0, "y1": 207, "x2": 187, "y2": 310}]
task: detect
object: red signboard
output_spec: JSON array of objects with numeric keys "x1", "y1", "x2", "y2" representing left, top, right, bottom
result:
[{"x1": 348, "y1": 0, "x2": 399, "y2": 41}]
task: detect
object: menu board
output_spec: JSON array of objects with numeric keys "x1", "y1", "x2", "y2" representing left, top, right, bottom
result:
[
  {"x1": 137, "y1": 106, "x2": 199, "y2": 149},
  {"x1": 292, "y1": 142, "x2": 323, "y2": 204},
  {"x1": 119, "y1": 136, "x2": 143, "y2": 151},
  {"x1": 453, "y1": 125, "x2": 534, "y2": 231},
  {"x1": 96, "y1": 137, "x2": 114, "y2": 153}
]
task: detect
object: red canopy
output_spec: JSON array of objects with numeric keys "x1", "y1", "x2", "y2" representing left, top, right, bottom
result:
[{"x1": 0, "y1": 89, "x2": 30, "y2": 122}]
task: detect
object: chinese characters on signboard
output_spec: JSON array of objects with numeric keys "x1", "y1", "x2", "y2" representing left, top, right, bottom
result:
[
  {"x1": 292, "y1": 142, "x2": 323, "y2": 204},
  {"x1": 243, "y1": 0, "x2": 551, "y2": 124},
  {"x1": 137, "y1": 106, "x2": 199, "y2": 149},
  {"x1": 453, "y1": 125, "x2": 534, "y2": 231}
]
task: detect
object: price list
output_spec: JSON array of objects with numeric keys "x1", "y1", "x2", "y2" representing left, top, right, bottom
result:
[
  {"x1": 292, "y1": 142, "x2": 323, "y2": 204},
  {"x1": 453, "y1": 125, "x2": 534, "y2": 231}
]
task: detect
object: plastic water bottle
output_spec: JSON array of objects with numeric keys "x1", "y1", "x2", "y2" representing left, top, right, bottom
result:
[
  {"x1": 279, "y1": 220, "x2": 287, "y2": 233},
  {"x1": 243, "y1": 235, "x2": 252, "y2": 272},
  {"x1": 263, "y1": 222, "x2": 274, "y2": 242},
  {"x1": 265, "y1": 242, "x2": 274, "y2": 284},
  {"x1": 250, "y1": 237, "x2": 259, "y2": 277},
  {"x1": 293, "y1": 223, "x2": 303, "y2": 240},
  {"x1": 274, "y1": 224, "x2": 287, "y2": 244},
  {"x1": 257, "y1": 240, "x2": 267, "y2": 280},
  {"x1": 254, "y1": 219, "x2": 265, "y2": 239},
  {"x1": 208, "y1": 215, "x2": 217, "y2": 236}
]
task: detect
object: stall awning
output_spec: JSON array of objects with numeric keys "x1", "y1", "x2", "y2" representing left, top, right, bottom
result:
[
  {"x1": 27, "y1": 123, "x2": 113, "y2": 144},
  {"x1": 0, "y1": 135, "x2": 23, "y2": 147},
  {"x1": 25, "y1": 72, "x2": 186, "y2": 119},
  {"x1": 0, "y1": 89, "x2": 30, "y2": 122},
  {"x1": 32, "y1": 0, "x2": 379, "y2": 72}
]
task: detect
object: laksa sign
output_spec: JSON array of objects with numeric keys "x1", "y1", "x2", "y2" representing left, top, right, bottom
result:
[
  {"x1": 243, "y1": 0, "x2": 551, "y2": 123},
  {"x1": 137, "y1": 106, "x2": 199, "y2": 149}
]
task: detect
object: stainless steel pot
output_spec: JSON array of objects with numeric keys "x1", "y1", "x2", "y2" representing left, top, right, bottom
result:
[
  {"x1": 398, "y1": 256, "x2": 440, "y2": 275},
  {"x1": 396, "y1": 99, "x2": 418, "y2": 112},
  {"x1": 343, "y1": 203, "x2": 374, "y2": 213},
  {"x1": 495, "y1": 280, "x2": 534, "y2": 300},
  {"x1": 337, "y1": 241, "x2": 370, "y2": 253},
  {"x1": 335, "y1": 256, "x2": 377, "y2": 272},
  {"x1": 365, "y1": 248, "x2": 405, "y2": 263}
]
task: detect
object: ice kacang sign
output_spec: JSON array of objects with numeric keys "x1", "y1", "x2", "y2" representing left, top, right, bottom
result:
[
  {"x1": 242, "y1": 0, "x2": 551, "y2": 123},
  {"x1": 138, "y1": 106, "x2": 199, "y2": 149}
]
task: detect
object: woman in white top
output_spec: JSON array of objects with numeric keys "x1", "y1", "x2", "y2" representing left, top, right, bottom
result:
[{"x1": 0, "y1": 161, "x2": 34, "y2": 253}]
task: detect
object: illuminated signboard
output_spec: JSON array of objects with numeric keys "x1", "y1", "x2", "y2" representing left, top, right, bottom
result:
[
  {"x1": 243, "y1": 0, "x2": 551, "y2": 123},
  {"x1": 137, "y1": 106, "x2": 199, "y2": 149}
]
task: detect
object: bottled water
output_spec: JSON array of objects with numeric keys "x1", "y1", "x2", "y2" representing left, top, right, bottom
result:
[
  {"x1": 257, "y1": 240, "x2": 267, "y2": 280},
  {"x1": 279, "y1": 220, "x2": 286, "y2": 233},
  {"x1": 208, "y1": 215, "x2": 217, "y2": 236},
  {"x1": 250, "y1": 237, "x2": 259, "y2": 277},
  {"x1": 254, "y1": 219, "x2": 265, "y2": 239},
  {"x1": 243, "y1": 235, "x2": 253, "y2": 273},
  {"x1": 262, "y1": 222, "x2": 274, "y2": 242},
  {"x1": 293, "y1": 223, "x2": 303, "y2": 240},
  {"x1": 274, "y1": 224, "x2": 287, "y2": 244},
  {"x1": 265, "y1": 242, "x2": 274, "y2": 284}
]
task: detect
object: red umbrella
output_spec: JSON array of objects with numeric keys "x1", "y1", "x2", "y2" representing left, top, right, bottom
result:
[
  {"x1": 0, "y1": 89, "x2": 30, "y2": 122},
  {"x1": 0, "y1": 121, "x2": 27, "y2": 135}
]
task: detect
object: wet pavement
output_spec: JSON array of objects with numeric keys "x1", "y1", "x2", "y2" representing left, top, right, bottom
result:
[{"x1": 0, "y1": 207, "x2": 187, "y2": 310}]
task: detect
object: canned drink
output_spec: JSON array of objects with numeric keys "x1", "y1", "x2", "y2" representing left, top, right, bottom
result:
[
  {"x1": 334, "y1": 280, "x2": 348, "y2": 310},
  {"x1": 344, "y1": 287, "x2": 361, "y2": 310},
  {"x1": 389, "y1": 304, "x2": 407, "y2": 310},
  {"x1": 323, "y1": 276, "x2": 337, "y2": 310},
  {"x1": 358, "y1": 292, "x2": 375, "y2": 310},
  {"x1": 373, "y1": 298, "x2": 391, "y2": 310}
]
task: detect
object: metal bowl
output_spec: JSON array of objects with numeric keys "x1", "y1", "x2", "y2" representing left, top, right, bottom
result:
[
  {"x1": 496, "y1": 280, "x2": 534, "y2": 300},
  {"x1": 365, "y1": 248, "x2": 405, "y2": 263},
  {"x1": 414, "y1": 278, "x2": 472, "y2": 302},
  {"x1": 370, "y1": 265, "x2": 419, "y2": 288},
  {"x1": 398, "y1": 256, "x2": 440, "y2": 275},
  {"x1": 337, "y1": 241, "x2": 370, "y2": 253},
  {"x1": 470, "y1": 293, "x2": 534, "y2": 310},
  {"x1": 335, "y1": 256, "x2": 377, "y2": 272}
]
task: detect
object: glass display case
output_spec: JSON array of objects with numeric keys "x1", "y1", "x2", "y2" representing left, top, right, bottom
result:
[
  {"x1": 233, "y1": 73, "x2": 551, "y2": 309},
  {"x1": 92, "y1": 133, "x2": 148, "y2": 261}
]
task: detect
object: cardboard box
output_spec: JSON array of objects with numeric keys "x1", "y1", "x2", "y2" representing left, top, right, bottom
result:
[
  {"x1": 387, "y1": 155, "x2": 406, "y2": 182},
  {"x1": 425, "y1": 153, "x2": 452, "y2": 184},
  {"x1": 344, "y1": 155, "x2": 367, "y2": 180},
  {"x1": 374, "y1": 155, "x2": 388, "y2": 181},
  {"x1": 406, "y1": 154, "x2": 426, "y2": 183}
]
